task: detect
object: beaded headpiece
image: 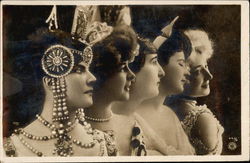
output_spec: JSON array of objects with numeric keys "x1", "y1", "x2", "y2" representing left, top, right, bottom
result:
[{"x1": 40, "y1": 5, "x2": 113, "y2": 156}]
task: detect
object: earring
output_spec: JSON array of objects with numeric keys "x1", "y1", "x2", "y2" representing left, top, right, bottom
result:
[{"x1": 51, "y1": 77, "x2": 69, "y2": 122}]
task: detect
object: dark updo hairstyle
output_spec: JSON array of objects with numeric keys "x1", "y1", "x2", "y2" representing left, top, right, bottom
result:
[
  {"x1": 91, "y1": 24, "x2": 137, "y2": 88},
  {"x1": 157, "y1": 30, "x2": 192, "y2": 66},
  {"x1": 129, "y1": 37, "x2": 157, "y2": 73}
]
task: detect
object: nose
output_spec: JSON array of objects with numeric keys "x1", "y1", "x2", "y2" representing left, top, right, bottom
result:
[
  {"x1": 184, "y1": 64, "x2": 191, "y2": 80},
  {"x1": 87, "y1": 70, "x2": 96, "y2": 85},
  {"x1": 158, "y1": 64, "x2": 165, "y2": 78},
  {"x1": 204, "y1": 67, "x2": 213, "y2": 80},
  {"x1": 126, "y1": 64, "x2": 136, "y2": 82}
]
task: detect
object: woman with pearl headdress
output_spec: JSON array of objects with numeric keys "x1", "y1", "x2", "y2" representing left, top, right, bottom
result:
[{"x1": 3, "y1": 5, "x2": 111, "y2": 157}]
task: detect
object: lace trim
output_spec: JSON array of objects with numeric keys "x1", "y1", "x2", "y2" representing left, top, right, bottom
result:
[
  {"x1": 181, "y1": 104, "x2": 224, "y2": 155},
  {"x1": 103, "y1": 130, "x2": 119, "y2": 156},
  {"x1": 3, "y1": 137, "x2": 17, "y2": 157}
]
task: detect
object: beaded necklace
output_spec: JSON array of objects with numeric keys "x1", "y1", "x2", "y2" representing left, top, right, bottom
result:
[
  {"x1": 13, "y1": 110, "x2": 104, "y2": 156},
  {"x1": 83, "y1": 108, "x2": 113, "y2": 122}
]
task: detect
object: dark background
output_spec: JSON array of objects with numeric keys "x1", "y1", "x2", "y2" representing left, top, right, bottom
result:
[{"x1": 2, "y1": 5, "x2": 241, "y2": 155}]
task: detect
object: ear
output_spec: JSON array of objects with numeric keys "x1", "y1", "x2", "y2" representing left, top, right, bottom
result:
[{"x1": 42, "y1": 76, "x2": 52, "y2": 90}]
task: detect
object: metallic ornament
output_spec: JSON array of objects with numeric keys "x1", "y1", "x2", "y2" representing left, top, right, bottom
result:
[
  {"x1": 82, "y1": 46, "x2": 93, "y2": 67},
  {"x1": 42, "y1": 45, "x2": 74, "y2": 78}
]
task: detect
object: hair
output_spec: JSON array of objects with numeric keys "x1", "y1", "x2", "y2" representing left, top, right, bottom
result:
[
  {"x1": 28, "y1": 27, "x2": 87, "y2": 70},
  {"x1": 184, "y1": 29, "x2": 214, "y2": 60},
  {"x1": 157, "y1": 30, "x2": 192, "y2": 66},
  {"x1": 7, "y1": 28, "x2": 87, "y2": 131},
  {"x1": 91, "y1": 24, "x2": 137, "y2": 88},
  {"x1": 129, "y1": 37, "x2": 157, "y2": 73}
]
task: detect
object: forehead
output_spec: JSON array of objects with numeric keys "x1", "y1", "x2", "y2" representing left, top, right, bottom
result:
[
  {"x1": 145, "y1": 53, "x2": 157, "y2": 60},
  {"x1": 185, "y1": 30, "x2": 213, "y2": 56},
  {"x1": 170, "y1": 51, "x2": 185, "y2": 60},
  {"x1": 188, "y1": 53, "x2": 208, "y2": 67}
]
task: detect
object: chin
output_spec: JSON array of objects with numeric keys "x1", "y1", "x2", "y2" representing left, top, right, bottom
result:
[
  {"x1": 175, "y1": 86, "x2": 185, "y2": 95},
  {"x1": 118, "y1": 93, "x2": 130, "y2": 101},
  {"x1": 149, "y1": 90, "x2": 159, "y2": 99},
  {"x1": 81, "y1": 97, "x2": 93, "y2": 108}
]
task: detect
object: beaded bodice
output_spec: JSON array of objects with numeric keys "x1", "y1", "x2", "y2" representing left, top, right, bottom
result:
[
  {"x1": 103, "y1": 130, "x2": 119, "y2": 156},
  {"x1": 181, "y1": 101, "x2": 224, "y2": 155}
]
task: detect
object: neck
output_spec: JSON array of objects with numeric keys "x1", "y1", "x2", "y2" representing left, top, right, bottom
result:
[
  {"x1": 40, "y1": 94, "x2": 75, "y2": 126},
  {"x1": 86, "y1": 90, "x2": 113, "y2": 119},
  {"x1": 113, "y1": 99, "x2": 141, "y2": 116},
  {"x1": 140, "y1": 88, "x2": 169, "y2": 111}
]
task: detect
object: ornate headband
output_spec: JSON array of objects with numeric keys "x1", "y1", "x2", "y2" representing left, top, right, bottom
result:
[
  {"x1": 153, "y1": 16, "x2": 179, "y2": 49},
  {"x1": 43, "y1": 5, "x2": 111, "y2": 78},
  {"x1": 42, "y1": 44, "x2": 93, "y2": 78}
]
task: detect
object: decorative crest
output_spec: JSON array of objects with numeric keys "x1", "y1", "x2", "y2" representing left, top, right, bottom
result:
[{"x1": 45, "y1": 5, "x2": 58, "y2": 31}]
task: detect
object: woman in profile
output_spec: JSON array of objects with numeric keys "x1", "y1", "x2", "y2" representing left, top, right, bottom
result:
[
  {"x1": 167, "y1": 29, "x2": 224, "y2": 155},
  {"x1": 112, "y1": 37, "x2": 169, "y2": 155},
  {"x1": 3, "y1": 5, "x2": 112, "y2": 157},
  {"x1": 136, "y1": 28, "x2": 195, "y2": 155},
  {"x1": 84, "y1": 24, "x2": 143, "y2": 156},
  {"x1": 3, "y1": 28, "x2": 110, "y2": 157}
]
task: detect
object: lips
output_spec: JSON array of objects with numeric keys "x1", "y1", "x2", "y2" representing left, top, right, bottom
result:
[
  {"x1": 124, "y1": 85, "x2": 130, "y2": 91},
  {"x1": 84, "y1": 89, "x2": 93, "y2": 95},
  {"x1": 201, "y1": 82, "x2": 209, "y2": 88}
]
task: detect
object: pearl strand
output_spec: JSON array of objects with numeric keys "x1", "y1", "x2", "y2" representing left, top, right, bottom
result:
[
  {"x1": 83, "y1": 108, "x2": 113, "y2": 122},
  {"x1": 17, "y1": 136, "x2": 43, "y2": 157}
]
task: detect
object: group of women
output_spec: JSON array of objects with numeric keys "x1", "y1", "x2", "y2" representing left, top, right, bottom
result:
[{"x1": 3, "y1": 5, "x2": 224, "y2": 156}]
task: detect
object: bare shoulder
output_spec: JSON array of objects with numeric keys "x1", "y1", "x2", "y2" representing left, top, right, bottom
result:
[
  {"x1": 193, "y1": 112, "x2": 220, "y2": 150},
  {"x1": 195, "y1": 112, "x2": 217, "y2": 130}
]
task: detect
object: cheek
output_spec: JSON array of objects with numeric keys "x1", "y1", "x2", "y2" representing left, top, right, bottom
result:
[
  {"x1": 109, "y1": 74, "x2": 127, "y2": 93},
  {"x1": 190, "y1": 75, "x2": 203, "y2": 88},
  {"x1": 66, "y1": 77, "x2": 84, "y2": 97}
]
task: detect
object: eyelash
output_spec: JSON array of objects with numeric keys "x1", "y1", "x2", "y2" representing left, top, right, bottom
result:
[
  {"x1": 119, "y1": 65, "x2": 127, "y2": 72},
  {"x1": 179, "y1": 62, "x2": 185, "y2": 67},
  {"x1": 152, "y1": 59, "x2": 158, "y2": 65},
  {"x1": 74, "y1": 66, "x2": 86, "y2": 74}
]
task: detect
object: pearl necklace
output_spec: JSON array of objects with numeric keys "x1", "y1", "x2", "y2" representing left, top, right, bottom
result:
[
  {"x1": 83, "y1": 108, "x2": 113, "y2": 122},
  {"x1": 14, "y1": 112, "x2": 100, "y2": 157}
]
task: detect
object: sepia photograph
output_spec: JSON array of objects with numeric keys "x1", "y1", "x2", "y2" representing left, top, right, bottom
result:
[{"x1": 0, "y1": 0, "x2": 249, "y2": 162}]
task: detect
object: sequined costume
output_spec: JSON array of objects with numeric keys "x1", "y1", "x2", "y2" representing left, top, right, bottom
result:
[{"x1": 181, "y1": 102, "x2": 224, "y2": 155}]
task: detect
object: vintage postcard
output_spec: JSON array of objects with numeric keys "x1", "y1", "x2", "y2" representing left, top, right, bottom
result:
[{"x1": 0, "y1": 0, "x2": 249, "y2": 162}]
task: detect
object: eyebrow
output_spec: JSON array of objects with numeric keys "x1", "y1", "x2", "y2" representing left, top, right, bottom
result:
[
  {"x1": 177, "y1": 59, "x2": 185, "y2": 62},
  {"x1": 150, "y1": 56, "x2": 158, "y2": 61},
  {"x1": 192, "y1": 65, "x2": 202, "y2": 70},
  {"x1": 77, "y1": 63, "x2": 87, "y2": 69}
]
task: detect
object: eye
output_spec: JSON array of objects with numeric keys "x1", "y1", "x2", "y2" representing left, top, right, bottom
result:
[
  {"x1": 73, "y1": 65, "x2": 86, "y2": 74},
  {"x1": 195, "y1": 47, "x2": 202, "y2": 54},
  {"x1": 193, "y1": 68, "x2": 201, "y2": 76},
  {"x1": 178, "y1": 61, "x2": 185, "y2": 67},
  {"x1": 152, "y1": 58, "x2": 158, "y2": 65},
  {"x1": 118, "y1": 64, "x2": 127, "y2": 72}
]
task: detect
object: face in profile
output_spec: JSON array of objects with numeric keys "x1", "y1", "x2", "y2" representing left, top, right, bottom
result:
[
  {"x1": 183, "y1": 46, "x2": 213, "y2": 97},
  {"x1": 65, "y1": 61, "x2": 96, "y2": 109},
  {"x1": 160, "y1": 51, "x2": 190, "y2": 95},
  {"x1": 130, "y1": 54, "x2": 165, "y2": 101},
  {"x1": 103, "y1": 61, "x2": 135, "y2": 101}
]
